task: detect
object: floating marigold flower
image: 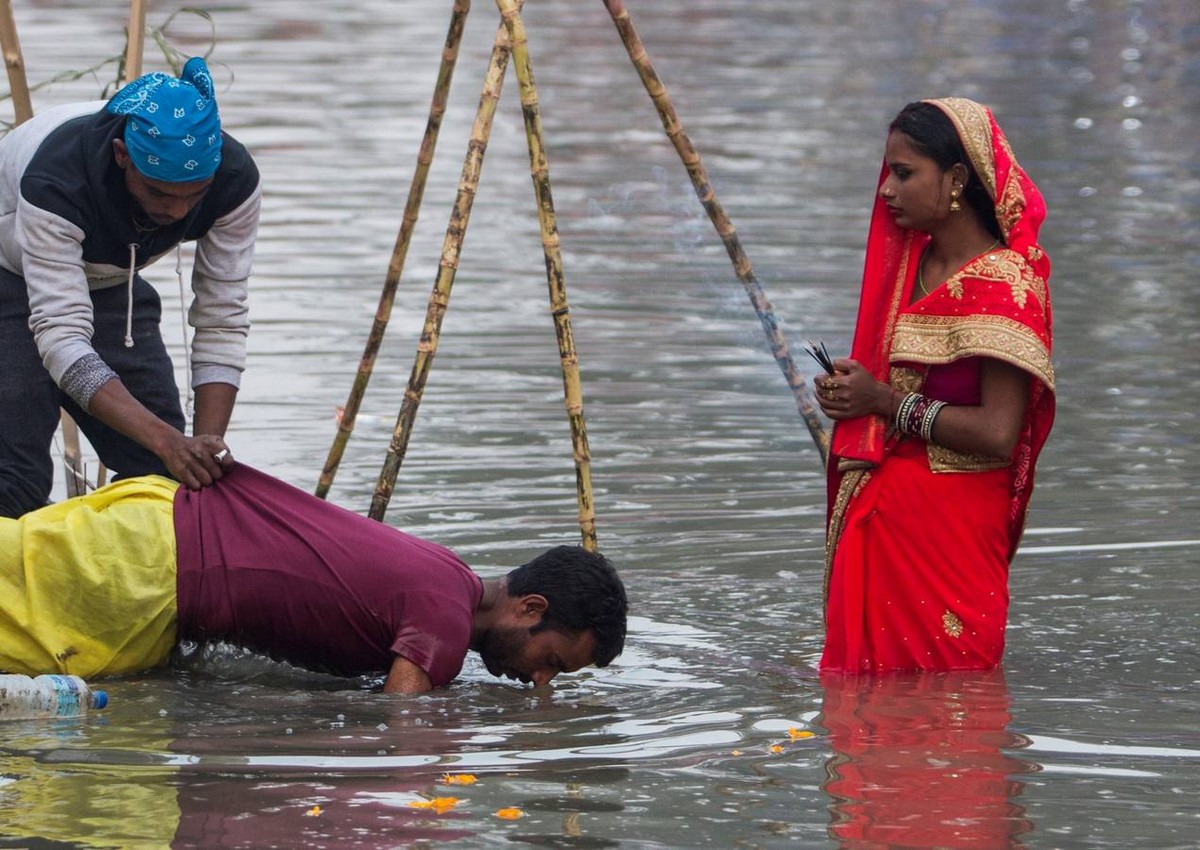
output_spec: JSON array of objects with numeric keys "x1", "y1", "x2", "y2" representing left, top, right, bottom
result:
[
  {"x1": 441, "y1": 773, "x2": 478, "y2": 786},
  {"x1": 409, "y1": 797, "x2": 461, "y2": 814},
  {"x1": 769, "y1": 744, "x2": 785, "y2": 754},
  {"x1": 495, "y1": 807, "x2": 525, "y2": 820},
  {"x1": 305, "y1": 805, "x2": 323, "y2": 817},
  {"x1": 787, "y1": 727, "x2": 815, "y2": 740}
]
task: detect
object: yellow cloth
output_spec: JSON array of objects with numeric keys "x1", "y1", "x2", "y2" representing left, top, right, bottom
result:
[{"x1": 0, "y1": 475, "x2": 180, "y2": 677}]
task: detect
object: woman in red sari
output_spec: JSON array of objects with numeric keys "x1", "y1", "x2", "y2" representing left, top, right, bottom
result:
[{"x1": 816, "y1": 98, "x2": 1055, "y2": 672}]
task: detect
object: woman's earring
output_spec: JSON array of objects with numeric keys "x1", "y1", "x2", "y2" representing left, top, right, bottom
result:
[{"x1": 949, "y1": 188, "x2": 963, "y2": 212}]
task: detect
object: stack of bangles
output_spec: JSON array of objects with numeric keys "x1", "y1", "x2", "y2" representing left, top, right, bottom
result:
[{"x1": 895, "y1": 392, "x2": 946, "y2": 442}]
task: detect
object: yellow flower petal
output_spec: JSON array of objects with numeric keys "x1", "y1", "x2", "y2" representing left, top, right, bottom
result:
[
  {"x1": 304, "y1": 805, "x2": 322, "y2": 817},
  {"x1": 495, "y1": 807, "x2": 525, "y2": 820},
  {"x1": 787, "y1": 728, "x2": 815, "y2": 740},
  {"x1": 769, "y1": 744, "x2": 784, "y2": 754},
  {"x1": 441, "y1": 773, "x2": 478, "y2": 786}
]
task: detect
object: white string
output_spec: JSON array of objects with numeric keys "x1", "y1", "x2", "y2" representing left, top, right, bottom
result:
[
  {"x1": 52, "y1": 430, "x2": 96, "y2": 493},
  {"x1": 176, "y1": 244, "x2": 194, "y2": 420},
  {"x1": 123, "y1": 243, "x2": 136, "y2": 347}
]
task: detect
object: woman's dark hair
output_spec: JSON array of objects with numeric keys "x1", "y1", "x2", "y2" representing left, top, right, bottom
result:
[
  {"x1": 506, "y1": 546, "x2": 628, "y2": 666},
  {"x1": 889, "y1": 101, "x2": 1002, "y2": 240}
]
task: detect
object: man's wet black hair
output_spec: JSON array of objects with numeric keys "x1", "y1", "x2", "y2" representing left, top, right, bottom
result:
[{"x1": 506, "y1": 545, "x2": 627, "y2": 667}]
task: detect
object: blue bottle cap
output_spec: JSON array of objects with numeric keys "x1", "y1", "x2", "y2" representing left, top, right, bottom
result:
[{"x1": 91, "y1": 690, "x2": 108, "y2": 710}]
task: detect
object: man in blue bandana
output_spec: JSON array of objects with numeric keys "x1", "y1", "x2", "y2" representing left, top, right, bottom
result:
[{"x1": 0, "y1": 58, "x2": 261, "y2": 517}]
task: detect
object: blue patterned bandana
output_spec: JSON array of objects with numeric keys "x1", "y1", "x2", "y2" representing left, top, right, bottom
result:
[{"x1": 106, "y1": 57, "x2": 222, "y2": 182}]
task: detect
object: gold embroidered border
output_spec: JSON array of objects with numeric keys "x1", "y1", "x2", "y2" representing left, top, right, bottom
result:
[
  {"x1": 824, "y1": 466, "x2": 871, "y2": 612},
  {"x1": 994, "y1": 154, "x2": 1028, "y2": 240},
  {"x1": 944, "y1": 249, "x2": 1047, "y2": 311},
  {"x1": 888, "y1": 366, "x2": 923, "y2": 394},
  {"x1": 925, "y1": 98, "x2": 996, "y2": 198},
  {"x1": 927, "y1": 442, "x2": 1009, "y2": 472},
  {"x1": 890, "y1": 314, "x2": 1055, "y2": 391},
  {"x1": 881, "y1": 231, "x2": 917, "y2": 355}
]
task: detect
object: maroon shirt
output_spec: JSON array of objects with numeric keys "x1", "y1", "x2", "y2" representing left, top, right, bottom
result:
[{"x1": 172, "y1": 464, "x2": 482, "y2": 686}]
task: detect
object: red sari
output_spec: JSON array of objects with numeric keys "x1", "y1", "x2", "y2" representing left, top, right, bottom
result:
[{"x1": 821, "y1": 98, "x2": 1055, "y2": 673}]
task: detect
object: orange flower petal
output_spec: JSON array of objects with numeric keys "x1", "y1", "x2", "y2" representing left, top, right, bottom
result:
[
  {"x1": 409, "y1": 796, "x2": 461, "y2": 814},
  {"x1": 495, "y1": 807, "x2": 525, "y2": 820},
  {"x1": 787, "y1": 727, "x2": 815, "y2": 740},
  {"x1": 305, "y1": 805, "x2": 322, "y2": 817},
  {"x1": 440, "y1": 773, "x2": 478, "y2": 786},
  {"x1": 769, "y1": 744, "x2": 785, "y2": 754}
]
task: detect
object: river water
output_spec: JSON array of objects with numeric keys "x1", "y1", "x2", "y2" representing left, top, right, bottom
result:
[{"x1": 3, "y1": 0, "x2": 1199, "y2": 847}]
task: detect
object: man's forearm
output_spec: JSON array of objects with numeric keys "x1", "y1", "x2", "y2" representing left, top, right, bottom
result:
[
  {"x1": 192, "y1": 382, "x2": 238, "y2": 437},
  {"x1": 87, "y1": 377, "x2": 184, "y2": 457},
  {"x1": 89, "y1": 377, "x2": 231, "y2": 489}
]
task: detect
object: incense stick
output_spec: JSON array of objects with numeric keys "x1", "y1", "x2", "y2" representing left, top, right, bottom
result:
[{"x1": 804, "y1": 339, "x2": 835, "y2": 375}]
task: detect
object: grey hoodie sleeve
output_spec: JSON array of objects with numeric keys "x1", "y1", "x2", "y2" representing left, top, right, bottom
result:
[
  {"x1": 187, "y1": 176, "x2": 261, "y2": 388},
  {"x1": 16, "y1": 196, "x2": 117, "y2": 410}
]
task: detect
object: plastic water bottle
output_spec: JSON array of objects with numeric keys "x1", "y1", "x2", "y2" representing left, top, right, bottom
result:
[{"x1": 0, "y1": 674, "x2": 108, "y2": 721}]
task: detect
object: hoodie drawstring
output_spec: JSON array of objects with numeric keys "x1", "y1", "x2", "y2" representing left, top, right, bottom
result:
[
  {"x1": 176, "y1": 244, "x2": 194, "y2": 418},
  {"x1": 124, "y1": 243, "x2": 136, "y2": 348},
  {"x1": 123, "y1": 244, "x2": 194, "y2": 420}
]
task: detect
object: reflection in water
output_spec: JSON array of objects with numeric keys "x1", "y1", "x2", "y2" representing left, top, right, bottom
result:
[
  {"x1": 0, "y1": 680, "x2": 642, "y2": 849},
  {"x1": 173, "y1": 778, "x2": 476, "y2": 848},
  {"x1": 818, "y1": 670, "x2": 1036, "y2": 849},
  {"x1": 0, "y1": 718, "x2": 179, "y2": 848}
]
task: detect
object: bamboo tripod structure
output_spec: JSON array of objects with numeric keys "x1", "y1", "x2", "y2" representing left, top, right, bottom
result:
[
  {"x1": 318, "y1": 0, "x2": 830, "y2": 548},
  {"x1": 0, "y1": 0, "x2": 145, "y2": 496},
  {"x1": 315, "y1": 0, "x2": 471, "y2": 502}
]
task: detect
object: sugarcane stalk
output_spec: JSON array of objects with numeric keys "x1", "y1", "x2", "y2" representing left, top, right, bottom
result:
[
  {"x1": 0, "y1": 0, "x2": 33, "y2": 123},
  {"x1": 368, "y1": 16, "x2": 515, "y2": 521},
  {"x1": 495, "y1": 0, "x2": 597, "y2": 551},
  {"x1": 316, "y1": 0, "x2": 471, "y2": 500},
  {"x1": 601, "y1": 0, "x2": 830, "y2": 466},
  {"x1": 122, "y1": 0, "x2": 146, "y2": 84}
]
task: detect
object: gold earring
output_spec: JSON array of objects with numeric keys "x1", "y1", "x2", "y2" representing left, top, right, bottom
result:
[{"x1": 949, "y1": 188, "x2": 962, "y2": 212}]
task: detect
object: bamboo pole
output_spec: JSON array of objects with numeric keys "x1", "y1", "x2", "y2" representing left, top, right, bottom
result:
[
  {"x1": 91, "y1": 0, "x2": 147, "y2": 486},
  {"x1": 368, "y1": 16, "x2": 515, "y2": 522},
  {"x1": 0, "y1": 0, "x2": 32, "y2": 123},
  {"x1": 495, "y1": 0, "x2": 596, "y2": 551},
  {"x1": 122, "y1": 0, "x2": 146, "y2": 85},
  {"x1": 0, "y1": 1, "x2": 90, "y2": 496},
  {"x1": 601, "y1": 0, "x2": 830, "y2": 466},
  {"x1": 315, "y1": 0, "x2": 471, "y2": 500}
]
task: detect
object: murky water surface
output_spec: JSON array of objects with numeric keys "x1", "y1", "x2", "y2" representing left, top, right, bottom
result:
[{"x1": 3, "y1": 0, "x2": 1199, "y2": 846}]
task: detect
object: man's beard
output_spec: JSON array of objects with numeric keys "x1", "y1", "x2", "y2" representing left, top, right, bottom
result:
[{"x1": 477, "y1": 625, "x2": 530, "y2": 682}]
